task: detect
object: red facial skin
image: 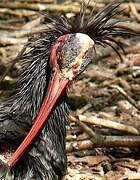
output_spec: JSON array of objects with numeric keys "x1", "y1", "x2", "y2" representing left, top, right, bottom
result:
[{"x1": 8, "y1": 35, "x2": 70, "y2": 167}]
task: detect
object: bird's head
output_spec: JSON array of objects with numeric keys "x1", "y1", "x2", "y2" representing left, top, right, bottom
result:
[{"x1": 50, "y1": 33, "x2": 94, "y2": 82}]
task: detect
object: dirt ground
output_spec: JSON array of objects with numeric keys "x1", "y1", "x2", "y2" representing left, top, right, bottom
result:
[{"x1": 0, "y1": 0, "x2": 140, "y2": 179}]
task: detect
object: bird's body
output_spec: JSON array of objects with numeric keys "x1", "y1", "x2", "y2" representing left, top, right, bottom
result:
[
  {"x1": 0, "y1": 2, "x2": 138, "y2": 180},
  {"x1": 0, "y1": 20, "x2": 71, "y2": 179}
]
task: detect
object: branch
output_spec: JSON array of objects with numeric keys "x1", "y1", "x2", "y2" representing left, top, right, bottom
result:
[
  {"x1": 78, "y1": 115, "x2": 139, "y2": 135},
  {"x1": 66, "y1": 136, "x2": 140, "y2": 153}
]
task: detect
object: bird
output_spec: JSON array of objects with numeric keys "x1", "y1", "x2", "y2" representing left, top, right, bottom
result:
[{"x1": 0, "y1": 2, "x2": 138, "y2": 180}]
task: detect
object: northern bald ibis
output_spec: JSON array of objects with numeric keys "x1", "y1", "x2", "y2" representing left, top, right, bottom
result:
[{"x1": 0, "y1": 2, "x2": 137, "y2": 180}]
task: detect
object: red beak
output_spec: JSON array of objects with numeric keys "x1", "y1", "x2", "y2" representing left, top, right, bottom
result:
[
  {"x1": 8, "y1": 70, "x2": 69, "y2": 167},
  {"x1": 8, "y1": 36, "x2": 69, "y2": 167}
]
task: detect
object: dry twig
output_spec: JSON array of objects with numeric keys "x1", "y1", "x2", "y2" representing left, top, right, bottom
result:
[
  {"x1": 67, "y1": 116, "x2": 140, "y2": 153},
  {"x1": 111, "y1": 85, "x2": 140, "y2": 112},
  {"x1": 78, "y1": 115, "x2": 139, "y2": 135}
]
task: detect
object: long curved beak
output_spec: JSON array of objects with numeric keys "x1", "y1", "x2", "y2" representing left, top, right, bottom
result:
[{"x1": 8, "y1": 70, "x2": 69, "y2": 167}]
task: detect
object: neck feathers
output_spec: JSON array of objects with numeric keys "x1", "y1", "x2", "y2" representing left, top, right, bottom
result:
[{"x1": 1, "y1": 16, "x2": 71, "y2": 123}]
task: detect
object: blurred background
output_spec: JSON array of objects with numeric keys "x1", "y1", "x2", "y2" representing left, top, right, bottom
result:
[{"x1": 0, "y1": 0, "x2": 140, "y2": 179}]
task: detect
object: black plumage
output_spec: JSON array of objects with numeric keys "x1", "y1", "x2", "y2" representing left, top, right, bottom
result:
[{"x1": 0, "y1": 2, "x2": 138, "y2": 180}]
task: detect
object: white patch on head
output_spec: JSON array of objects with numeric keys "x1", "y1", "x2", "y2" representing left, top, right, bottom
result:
[{"x1": 75, "y1": 33, "x2": 94, "y2": 46}]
